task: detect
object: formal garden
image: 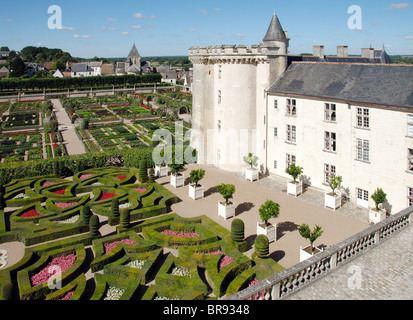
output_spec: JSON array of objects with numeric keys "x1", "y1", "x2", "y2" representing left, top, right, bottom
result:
[{"x1": 0, "y1": 153, "x2": 284, "y2": 300}]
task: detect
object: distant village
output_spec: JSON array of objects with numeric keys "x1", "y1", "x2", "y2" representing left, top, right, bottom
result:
[{"x1": 0, "y1": 44, "x2": 193, "y2": 89}]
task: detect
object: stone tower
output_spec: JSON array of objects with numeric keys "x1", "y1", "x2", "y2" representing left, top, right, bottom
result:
[
  {"x1": 189, "y1": 12, "x2": 289, "y2": 173},
  {"x1": 125, "y1": 44, "x2": 141, "y2": 73}
]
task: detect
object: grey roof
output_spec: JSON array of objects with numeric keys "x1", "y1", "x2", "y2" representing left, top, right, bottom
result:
[
  {"x1": 71, "y1": 63, "x2": 93, "y2": 73},
  {"x1": 268, "y1": 62, "x2": 413, "y2": 109},
  {"x1": 128, "y1": 44, "x2": 140, "y2": 59},
  {"x1": 263, "y1": 12, "x2": 287, "y2": 42}
]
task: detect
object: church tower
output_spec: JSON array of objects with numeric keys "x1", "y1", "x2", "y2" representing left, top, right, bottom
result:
[
  {"x1": 125, "y1": 44, "x2": 141, "y2": 72},
  {"x1": 189, "y1": 12, "x2": 290, "y2": 173}
]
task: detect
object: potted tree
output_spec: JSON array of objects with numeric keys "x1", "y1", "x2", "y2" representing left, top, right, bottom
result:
[
  {"x1": 369, "y1": 188, "x2": 387, "y2": 224},
  {"x1": 243, "y1": 153, "x2": 259, "y2": 181},
  {"x1": 189, "y1": 169, "x2": 205, "y2": 200},
  {"x1": 285, "y1": 164, "x2": 303, "y2": 197},
  {"x1": 257, "y1": 200, "x2": 280, "y2": 243},
  {"x1": 154, "y1": 149, "x2": 169, "y2": 178},
  {"x1": 217, "y1": 183, "x2": 236, "y2": 220},
  {"x1": 169, "y1": 161, "x2": 185, "y2": 188},
  {"x1": 298, "y1": 224, "x2": 324, "y2": 262},
  {"x1": 325, "y1": 175, "x2": 343, "y2": 210}
]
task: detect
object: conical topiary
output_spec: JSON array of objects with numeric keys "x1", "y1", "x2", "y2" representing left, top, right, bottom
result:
[
  {"x1": 148, "y1": 167, "x2": 155, "y2": 183},
  {"x1": 89, "y1": 215, "x2": 101, "y2": 238},
  {"x1": 254, "y1": 235, "x2": 269, "y2": 259},
  {"x1": 111, "y1": 198, "x2": 119, "y2": 218},
  {"x1": 81, "y1": 204, "x2": 92, "y2": 225},
  {"x1": 120, "y1": 210, "x2": 130, "y2": 229},
  {"x1": 231, "y1": 219, "x2": 245, "y2": 242},
  {"x1": 139, "y1": 159, "x2": 148, "y2": 183}
]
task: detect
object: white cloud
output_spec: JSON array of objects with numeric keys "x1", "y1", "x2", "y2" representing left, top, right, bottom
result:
[
  {"x1": 131, "y1": 25, "x2": 143, "y2": 29},
  {"x1": 74, "y1": 34, "x2": 92, "y2": 39},
  {"x1": 386, "y1": 3, "x2": 410, "y2": 10},
  {"x1": 197, "y1": 9, "x2": 208, "y2": 15},
  {"x1": 122, "y1": 32, "x2": 130, "y2": 36},
  {"x1": 105, "y1": 17, "x2": 117, "y2": 21},
  {"x1": 61, "y1": 26, "x2": 76, "y2": 31},
  {"x1": 133, "y1": 13, "x2": 145, "y2": 19},
  {"x1": 214, "y1": 8, "x2": 222, "y2": 13},
  {"x1": 187, "y1": 28, "x2": 196, "y2": 33},
  {"x1": 405, "y1": 35, "x2": 413, "y2": 39},
  {"x1": 102, "y1": 26, "x2": 117, "y2": 31}
]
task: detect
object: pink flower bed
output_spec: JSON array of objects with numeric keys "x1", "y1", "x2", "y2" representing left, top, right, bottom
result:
[
  {"x1": 30, "y1": 254, "x2": 76, "y2": 286},
  {"x1": 247, "y1": 278, "x2": 266, "y2": 300},
  {"x1": 21, "y1": 209, "x2": 40, "y2": 218},
  {"x1": 134, "y1": 188, "x2": 147, "y2": 193},
  {"x1": 161, "y1": 230, "x2": 200, "y2": 238},
  {"x1": 219, "y1": 255, "x2": 234, "y2": 270},
  {"x1": 60, "y1": 291, "x2": 74, "y2": 300},
  {"x1": 54, "y1": 202, "x2": 78, "y2": 208},
  {"x1": 104, "y1": 239, "x2": 138, "y2": 254},
  {"x1": 98, "y1": 192, "x2": 116, "y2": 201},
  {"x1": 80, "y1": 174, "x2": 94, "y2": 180},
  {"x1": 42, "y1": 181, "x2": 55, "y2": 187}
]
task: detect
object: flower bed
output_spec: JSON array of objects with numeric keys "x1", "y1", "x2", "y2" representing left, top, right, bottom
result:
[
  {"x1": 53, "y1": 189, "x2": 66, "y2": 195},
  {"x1": 116, "y1": 176, "x2": 126, "y2": 180},
  {"x1": 161, "y1": 230, "x2": 200, "y2": 238},
  {"x1": 60, "y1": 291, "x2": 74, "y2": 300},
  {"x1": 104, "y1": 239, "x2": 138, "y2": 254},
  {"x1": 54, "y1": 202, "x2": 78, "y2": 209},
  {"x1": 30, "y1": 254, "x2": 76, "y2": 286},
  {"x1": 104, "y1": 286, "x2": 125, "y2": 300},
  {"x1": 134, "y1": 188, "x2": 147, "y2": 193},
  {"x1": 21, "y1": 209, "x2": 41, "y2": 218},
  {"x1": 98, "y1": 192, "x2": 116, "y2": 201},
  {"x1": 79, "y1": 174, "x2": 94, "y2": 180}
]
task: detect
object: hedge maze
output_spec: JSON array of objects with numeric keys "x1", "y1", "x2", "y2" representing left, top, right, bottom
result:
[{"x1": 0, "y1": 166, "x2": 284, "y2": 300}]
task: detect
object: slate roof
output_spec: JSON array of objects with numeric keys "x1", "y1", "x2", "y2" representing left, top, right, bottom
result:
[
  {"x1": 267, "y1": 62, "x2": 413, "y2": 109},
  {"x1": 263, "y1": 12, "x2": 287, "y2": 42},
  {"x1": 71, "y1": 63, "x2": 93, "y2": 73}
]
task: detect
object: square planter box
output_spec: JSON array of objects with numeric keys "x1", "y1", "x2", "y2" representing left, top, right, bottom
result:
[
  {"x1": 287, "y1": 181, "x2": 303, "y2": 197},
  {"x1": 245, "y1": 168, "x2": 259, "y2": 182},
  {"x1": 171, "y1": 173, "x2": 184, "y2": 188},
  {"x1": 257, "y1": 222, "x2": 277, "y2": 243},
  {"x1": 218, "y1": 201, "x2": 235, "y2": 220},
  {"x1": 300, "y1": 245, "x2": 323, "y2": 262},
  {"x1": 369, "y1": 208, "x2": 386, "y2": 224},
  {"x1": 189, "y1": 184, "x2": 204, "y2": 200},
  {"x1": 324, "y1": 193, "x2": 342, "y2": 211},
  {"x1": 155, "y1": 165, "x2": 168, "y2": 178}
]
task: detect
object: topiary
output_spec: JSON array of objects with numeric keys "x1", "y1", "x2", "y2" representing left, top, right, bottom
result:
[
  {"x1": 89, "y1": 215, "x2": 101, "y2": 238},
  {"x1": 111, "y1": 198, "x2": 119, "y2": 218},
  {"x1": 81, "y1": 204, "x2": 92, "y2": 225},
  {"x1": 139, "y1": 159, "x2": 148, "y2": 183},
  {"x1": 2, "y1": 283, "x2": 14, "y2": 300},
  {"x1": 254, "y1": 235, "x2": 269, "y2": 259},
  {"x1": 231, "y1": 219, "x2": 245, "y2": 242},
  {"x1": 120, "y1": 210, "x2": 130, "y2": 229},
  {"x1": 148, "y1": 167, "x2": 155, "y2": 183}
]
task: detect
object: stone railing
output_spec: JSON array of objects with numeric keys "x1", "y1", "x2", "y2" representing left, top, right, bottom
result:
[{"x1": 225, "y1": 206, "x2": 412, "y2": 300}]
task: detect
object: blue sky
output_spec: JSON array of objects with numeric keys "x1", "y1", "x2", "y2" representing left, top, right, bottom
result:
[{"x1": 0, "y1": 0, "x2": 412, "y2": 58}]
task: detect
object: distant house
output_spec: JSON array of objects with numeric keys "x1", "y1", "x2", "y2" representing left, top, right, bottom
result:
[
  {"x1": 44, "y1": 62, "x2": 54, "y2": 72},
  {"x1": 162, "y1": 70, "x2": 177, "y2": 85},
  {"x1": 53, "y1": 69, "x2": 64, "y2": 78},
  {"x1": 71, "y1": 63, "x2": 95, "y2": 77},
  {"x1": 88, "y1": 61, "x2": 102, "y2": 76},
  {"x1": 0, "y1": 51, "x2": 10, "y2": 58},
  {"x1": 0, "y1": 66, "x2": 9, "y2": 77},
  {"x1": 157, "y1": 64, "x2": 170, "y2": 78},
  {"x1": 101, "y1": 64, "x2": 115, "y2": 76},
  {"x1": 24, "y1": 62, "x2": 45, "y2": 77}
]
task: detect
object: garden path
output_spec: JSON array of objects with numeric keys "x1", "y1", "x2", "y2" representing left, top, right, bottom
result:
[{"x1": 51, "y1": 99, "x2": 86, "y2": 156}]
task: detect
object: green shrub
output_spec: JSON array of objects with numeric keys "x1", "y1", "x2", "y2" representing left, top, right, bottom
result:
[
  {"x1": 89, "y1": 215, "x2": 101, "y2": 238},
  {"x1": 81, "y1": 205, "x2": 92, "y2": 225},
  {"x1": 111, "y1": 198, "x2": 120, "y2": 218},
  {"x1": 254, "y1": 235, "x2": 269, "y2": 259},
  {"x1": 231, "y1": 219, "x2": 244, "y2": 242},
  {"x1": 139, "y1": 159, "x2": 148, "y2": 183},
  {"x1": 120, "y1": 210, "x2": 130, "y2": 229}
]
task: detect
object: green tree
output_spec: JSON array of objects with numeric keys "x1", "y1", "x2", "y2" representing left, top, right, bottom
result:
[
  {"x1": 243, "y1": 153, "x2": 259, "y2": 169},
  {"x1": 371, "y1": 188, "x2": 387, "y2": 210},
  {"x1": 189, "y1": 169, "x2": 205, "y2": 187},
  {"x1": 258, "y1": 200, "x2": 280, "y2": 227},
  {"x1": 217, "y1": 183, "x2": 235, "y2": 206},
  {"x1": 285, "y1": 164, "x2": 303, "y2": 183},
  {"x1": 10, "y1": 57, "x2": 26, "y2": 78},
  {"x1": 298, "y1": 224, "x2": 323, "y2": 254}
]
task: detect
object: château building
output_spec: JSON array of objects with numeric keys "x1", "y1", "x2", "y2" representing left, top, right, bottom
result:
[{"x1": 189, "y1": 11, "x2": 413, "y2": 213}]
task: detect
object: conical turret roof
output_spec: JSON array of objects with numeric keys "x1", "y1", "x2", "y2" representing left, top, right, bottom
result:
[
  {"x1": 263, "y1": 11, "x2": 287, "y2": 42},
  {"x1": 128, "y1": 44, "x2": 141, "y2": 59}
]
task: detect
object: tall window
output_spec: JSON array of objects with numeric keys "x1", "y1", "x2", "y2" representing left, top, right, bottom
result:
[
  {"x1": 357, "y1": 108, "x2": 370, "y2": 128},
  {"x1": 408, "y1": 115, "x2": 413, "y2": 137},
  {"x1": 217, "y1": 120, "x2": 221, "y2": 133},
  {"x1": 274, "y1": 100, "x2": 278, "y2": 109},
  {"x1": 408, "y1": 149, "x2": 413, "y2": 173},
  {"x1": 218, "y1": 65, "x2": 222, "y2": 79},
  {"x1": 286, "y1": 99, "x2": 297, "y2": 116},
  {"x1": 218, "y1": 90, "x2": 222, "y2": 104},
  {"x1": 325, "y1": 103, "x2": 337, "y2": 122},
  {"x1": 408, "y1": 187, "x2": 413, "y2": 207},
  {"x1": 324, "y1": 164, "x2": 336, "y2": 185},
  {"x1": 286, "y1": 154, "x2": 296, "y2": 168},
  {"x1": 356, "y1": 139, "x2": 370, "y2": 162},
  {"x1": 324, "y1": 132, "x2": 337, "y2": 152},
  {"x1": 286, "y1": 125, "x2": 296, "y2": 144}
]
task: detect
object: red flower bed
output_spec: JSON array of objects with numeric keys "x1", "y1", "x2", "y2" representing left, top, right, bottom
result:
[
  {"x1": 116, "y1": 176, "x2": 126, "y2": 180},
  {"x1": 53, "y1": 189, "x2": 66, "y2": 195},
  {"x1": 53, "y1": 143, "x2": 58, "y2": 150},
  {"x1": 98, "y1": 192, "x2": 116, "y2": 201},
  {"x1": 21, "y1": 209, "x2": 40, "y2": 218}
]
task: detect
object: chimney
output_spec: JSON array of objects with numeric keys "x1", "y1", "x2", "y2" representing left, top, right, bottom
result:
[
  {"x1": 361, "y1": 48, "x2": 374, "y2": 59},
  {"x1": 337, "y1": 45, "x2": 348, "y2": 57},
  {"x1": 313, "y1": 45, "x2": 325, "y2": 58}
]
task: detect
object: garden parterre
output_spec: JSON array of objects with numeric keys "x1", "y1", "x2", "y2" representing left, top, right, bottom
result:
[{"x1": 0, "y1": 166, "x2": 284, "y2": 300}]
